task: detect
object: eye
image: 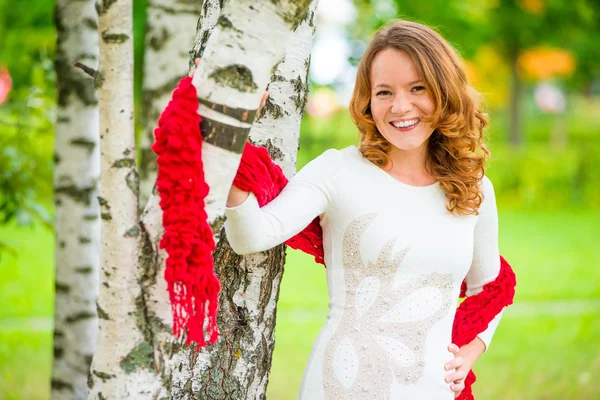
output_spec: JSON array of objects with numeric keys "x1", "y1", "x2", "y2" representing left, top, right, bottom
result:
[
  {"x1": 375, "y1": 90, "x2": 392, "y2": 96},
  {"x1": 411, "y1": 86, "x2": 426, "y2": 93}
]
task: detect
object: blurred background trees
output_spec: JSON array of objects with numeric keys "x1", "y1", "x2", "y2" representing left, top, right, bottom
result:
[{"x1": 0, "y1": 0, "x2": 599, "y2": 399}]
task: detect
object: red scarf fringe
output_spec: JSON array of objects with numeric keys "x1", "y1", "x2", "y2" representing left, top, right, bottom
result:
[{"x1": 153, "y1": 77, "x2": 517, "y2": 399}]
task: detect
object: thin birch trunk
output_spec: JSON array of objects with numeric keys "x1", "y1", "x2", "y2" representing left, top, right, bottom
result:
[
  {"x1": 52, "y1": 0, "x2": 100, "y2": 398},
  {"x1": 137, "y1": 0, "x2": 318, "y2": 397},
  {"x1": 87, "y1": 0, "x2": 143, "y2": 398},
  {"x1": 138, "y1": 0, "x2": 206, "y2": 207}
]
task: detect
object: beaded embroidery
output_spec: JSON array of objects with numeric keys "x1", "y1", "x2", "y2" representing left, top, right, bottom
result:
[{"x1": 322, "y1": 213, "x2": 453, "y2": 399}]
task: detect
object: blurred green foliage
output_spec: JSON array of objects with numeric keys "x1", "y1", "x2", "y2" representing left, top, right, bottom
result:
[{"x1": 0, "y1": 0, "x2": 55, "y2": 236}]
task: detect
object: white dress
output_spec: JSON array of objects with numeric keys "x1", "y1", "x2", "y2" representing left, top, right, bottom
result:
[{"x1": 224, "y1": 146, "x2": 502, "y2": 400}]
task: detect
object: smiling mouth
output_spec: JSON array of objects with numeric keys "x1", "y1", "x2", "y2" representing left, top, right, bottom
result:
[{"x1": 389, "y1": 118, "x2": 420, "y2": 130}]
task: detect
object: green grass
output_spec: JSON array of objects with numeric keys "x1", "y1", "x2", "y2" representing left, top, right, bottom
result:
[{"x1": 1, "y1": 209, "x2": 599, "y2": 399}]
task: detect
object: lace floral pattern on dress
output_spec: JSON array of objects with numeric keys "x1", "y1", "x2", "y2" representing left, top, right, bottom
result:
[{"x1": 322, "y1": 213, "x2": 453, "y2": 399}]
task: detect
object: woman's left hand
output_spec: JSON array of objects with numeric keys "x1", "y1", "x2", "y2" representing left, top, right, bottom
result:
[{"x1": 444, "y1": 338, "x2": 486, "y2": 398}]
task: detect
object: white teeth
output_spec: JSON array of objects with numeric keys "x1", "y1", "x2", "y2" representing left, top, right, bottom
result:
[{"x1": 392, "y1": 119, "x2": 419, "y2": 128}]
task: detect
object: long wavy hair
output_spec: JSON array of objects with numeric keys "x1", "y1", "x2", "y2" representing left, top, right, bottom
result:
[{"x1": 349, "y1": 20, "x2": 490, "y2": 215}]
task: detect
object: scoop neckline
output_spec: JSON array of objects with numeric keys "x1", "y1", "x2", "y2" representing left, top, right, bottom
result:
[{"x1": 348, "y1": 145, "x2": 441, "y2": 190}]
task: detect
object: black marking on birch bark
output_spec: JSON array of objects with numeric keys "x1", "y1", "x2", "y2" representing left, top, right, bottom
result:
[
  {"x1": 200, "y1": 118, "x2": 249, "y2": 154},
  {"x1": 92, "y1": 370, "x2": 115, "y2": 382},
  {"x1": 217, "y1": 15, "x2": 242, "y2": 34},
  {"x1": 98, "y1": 0, "x2": 118, "y2": 15},
  {"x1": 84, "y1": 354, "x2": 93, "y2": 366},
  {"x1": 209, "y1": 64, "x2": 258, "y2": 93},
  {"x1": 54, "y1": 329, "x2": 65, "y2": 338},
  {"x1": 83, "y1": 214, "x2": 99, "y2": 221},
  {"x1": 98, "y1": 392, "x2": 107, "y2": 400},
  {"x1": 103, "y1": 282, "x2": 109, "y2": 288},
  {"x1": 258, "y1": 138, "x2": 286, "y2": 162},
  {"x1": 54, "y1": 153, "x2": 61, "y2": 164},
  {"x1": 120, "y1": 341, "x2": 156, "y2": 373},
  {"x1": 290, "y1": 74, "x2": 309, "y2": 112},
  {"x1": 73, "y1": 61, "x2": 98, "y2": 79},
  {"x1": 54, "y1": 24, "x2": 98, "y2": 106},
  {"x1": 54, "y1": 346, "x2": 64, "y2": 358},
  {"x1": 51, "y1": 379, "x2": 73, "y2": 391},
  {"x1": 149, "y1": 27, "x2": 171, "y2": 51},
  {"x1": 70, "y1": 137, "x2": 96, "y2": 154},
  {"x1": 55, "y1": 282, "x2": 70, "y2": 294},
  {"x1": 75, "y1": 266, "x2": 93, "y2": 274},
  {"x1": 262, "y1": 97, "x2": 289, "y2": 120},
  {"x1": 124, "y1": 225, "x2": 140, "y2": 237},
  {"x1": 59, "y1": 241, "x2": 66, "y2": 248},
  {"x1": 56, "y1": 116, "x2": 71, "y2": 123},
  {"x1": 74, "y1": 52, "x2": 98, "y2": 62},
  {"x1": 126, "y1": 169, "x2": 140, "y2": 197},
  {"x1": 281, "y1": 0, "x2": 313, "y2": 30},
  {"x1": 94, "y1": 70, "x2": 105, "y2": 89},
  {"x1": 99, "y1": 196, "x2": 112, "y2": 220},
  {"x1": 111, "y1": 157, "x2": 135, "y2": 168},
  {"x1": 66, "y1": 312, "x2": 96, "y2": 323},
  {"x1": 55, "y1": 198, "x2": 62, "y2": 206},
  {"x1": 198, "y1": 98, "x2": 258, "y2": 123},
  {"x1": 78, "y1": 236, "x2": 92, "y2": 244},
  {"x1": 96, "y1": 303, "x2": 109, "y2": 320}
]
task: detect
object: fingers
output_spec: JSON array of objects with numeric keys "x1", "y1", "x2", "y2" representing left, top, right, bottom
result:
[
  {"x1": 444, "y1": 356, "x2": 463, "y2": 371},
  {"x1": 447, "y1": 343, "x2": 459, "y2": 354},
  {"x1": 451, "y1": 380, "x2": 465, "y2": 397},
  {"x1": 258, "y1": 91, "x2": 269, "y2": 114},
  {"x1": 445, "y1": 369, "x2": 467, "y2": 383}
]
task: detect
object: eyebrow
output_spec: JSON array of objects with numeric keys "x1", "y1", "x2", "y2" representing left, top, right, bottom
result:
[{"x1": 373, "y1": 80, "x2": 424, "y2": 89}]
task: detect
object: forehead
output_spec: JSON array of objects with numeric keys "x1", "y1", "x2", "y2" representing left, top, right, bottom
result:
[{"x1": 370, "y1": 48, "x2": 421, "y2": 85}]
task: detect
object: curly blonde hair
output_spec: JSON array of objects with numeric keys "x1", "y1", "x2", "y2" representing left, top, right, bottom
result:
[{"x1": 349, "y1": 20, "x2": 490, "y2": 215}]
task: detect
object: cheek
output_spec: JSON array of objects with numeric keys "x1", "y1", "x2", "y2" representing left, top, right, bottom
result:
[{"x1": 370, "y1": 102, "x2": 387, "y2": 125}]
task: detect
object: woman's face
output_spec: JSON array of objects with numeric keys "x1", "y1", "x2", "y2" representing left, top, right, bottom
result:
[{"x1": 369, "y1": 48, "x2": 436, "y2": 155}]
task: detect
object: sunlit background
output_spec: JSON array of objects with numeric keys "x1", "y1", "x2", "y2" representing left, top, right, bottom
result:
[{"x1": 1, "y1": 0, "x2": 599, "y2": 399}]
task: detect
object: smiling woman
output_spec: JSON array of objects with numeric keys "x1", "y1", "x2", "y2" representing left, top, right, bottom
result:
[
  {"x1": 223, "y1": 19, "x2": 514, "y2": 400},
  {"x1": 350, "y1": 20, "x2": 489, "y2": 215}
]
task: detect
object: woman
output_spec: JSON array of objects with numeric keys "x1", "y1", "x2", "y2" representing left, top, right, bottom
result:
[{"x1": 223, "y1": 20, "x2": 504, "y2": 399}]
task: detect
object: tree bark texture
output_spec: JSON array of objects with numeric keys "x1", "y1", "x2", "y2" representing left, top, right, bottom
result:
[
  {"x1": 87, "y1": 0, "x2": 146, "y2": 398},
  {"x1": 52, "y1": 0, "x2": 100, "y2": 398},
  {"x1": 139, "y1": 0, "x2": 208, "y2": 207},
  {"x1": 137, "y1": 0, "x2": 318, "y2": 398}
]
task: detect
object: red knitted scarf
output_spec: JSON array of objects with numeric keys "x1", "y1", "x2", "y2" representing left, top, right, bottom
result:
[{"x1": 153, "y1": 77, "x2": 517, "y2": 399}]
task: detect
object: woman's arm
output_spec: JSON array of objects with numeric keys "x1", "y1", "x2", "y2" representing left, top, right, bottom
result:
[
  {"x1": 224, "y1": 149, "x2": 339, "y2": 255},
  {"x1": 445, "y1": 176, "x2": 503, "y2": 396}
]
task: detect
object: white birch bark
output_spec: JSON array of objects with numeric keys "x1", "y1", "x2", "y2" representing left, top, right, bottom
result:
[
  {"x1": 52, "y1": 0, "x2": 100, "y2": 398},
  {"x1": 137, "y1": 0, "x2": 318, "y2": 397},
  {"x1": 138, "y1": 0, "x2": 207, "y2": 207},
  {"x1": 87, "y1": 1, "x2": 147, "y2": 398}
]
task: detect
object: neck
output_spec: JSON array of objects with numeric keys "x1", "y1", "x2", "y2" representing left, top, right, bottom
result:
[{"x1": 386, "y1": 143, "x2": 428, "y2": 173}]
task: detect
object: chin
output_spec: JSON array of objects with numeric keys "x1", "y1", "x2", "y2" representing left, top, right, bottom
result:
[{"x1": 384, "y1": 136, "x2": 430, "y2": 153}]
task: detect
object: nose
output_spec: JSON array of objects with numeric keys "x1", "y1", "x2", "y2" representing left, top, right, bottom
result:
[{"x1": 391, "y1": 93, "x2": 412, "y2": 115}]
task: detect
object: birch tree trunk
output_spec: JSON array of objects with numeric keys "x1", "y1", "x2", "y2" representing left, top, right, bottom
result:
[
  {"x1": 87, "y1": 0, "x2": 144, "y2": 398},
  {"x1": 138, "y1": 0, "x2": 207, "y2": 206},
  {"x1": 52, "y1": 0, "x2": 100, "y2": 398},
  {"x1": 137, "y1": 0, "x2": 317, "y2": 397}
]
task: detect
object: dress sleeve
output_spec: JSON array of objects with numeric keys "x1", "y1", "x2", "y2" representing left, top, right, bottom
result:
[
  {"x1": 465, "y1": 176, "x2": 503, "y2": 351},
  {"x1": 224, "y1": 149, "x2": 338, "y2": 255}
]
